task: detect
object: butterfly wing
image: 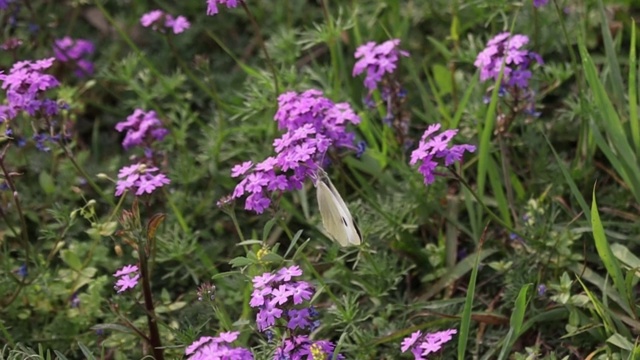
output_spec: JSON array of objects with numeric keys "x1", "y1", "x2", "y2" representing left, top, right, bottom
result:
[{"x1": 316, "y1": 176, "x2": 362, "y2": 246}]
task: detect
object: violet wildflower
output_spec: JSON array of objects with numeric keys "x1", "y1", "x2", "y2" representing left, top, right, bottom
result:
[
  {"x1": 229, "y1": 90, "x2": 360, "y2": 213},
  {"x1": 533, "y1": 0, "x2": 549, "y2": 7},
  {"x1": 115, "y1": 109, "x2": 168, "y2": 150},
  {"x1": 353, "y1": 39, "x2": 409, "y2": 91},
  {"x1": 115, "y1": 163, "x2": 170, "y2": 196},
  {"x1": 474, "y1": 32, "x2": 543, "y2": 89},
  {"x1": 409, "y1": 124, "x2": 476, "y2": 185},
  {"x1": 206, "y1": 0, "x2": 239, "y2": 16},
  {"x1": 185, "y1": 331, "x2": 253, "y2": 360},
  {"x1": 0, "y1": 0, "x2": 13, "y2": 10},
  {"x1": 53, "y1": 37, "x2": 95, "y2": 77},
  {"x1": 401, "y1": 329, "x2": 457, "y2": 359},
  {"x1": 0, "y1": 57, "x2": 59, "y2": 121},
  {"x1": 250, "y1": 265, "x2": 343, "y2": 360},
  {"x1": 113, "y1": 264, "x2": 140, "y2": 293},
  {"x1": 140, "y1": 10, "x2": 190, "y2": 35}
]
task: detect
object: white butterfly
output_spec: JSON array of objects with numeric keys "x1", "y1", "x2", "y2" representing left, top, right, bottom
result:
[{"x1": 314, "y1": 170, "x2": 362, "y2": 247}]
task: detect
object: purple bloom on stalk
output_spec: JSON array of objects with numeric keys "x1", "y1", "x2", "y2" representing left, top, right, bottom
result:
[
  {"x1": 0, "y1": 57, "x2": 60, "y2": 121},
  {"x1": 206, "y1": 0, "x2": 240, "y2": 16},
  {"x1": 140, "y1": 10, "x2": 190, "y2": 34},
  {"x1": 115, "y1": 109, "x2": 168, "y2": 150},
  {"x1": 474, "y1": 32, "x2": 543, "y2": 89},
  {"x1": 353, "y1": 39, "x2": 409, "y2": 90},
  {"x1": 115, "y1": 163, "x2": 171, "y2": 196},
  {"x1": 409, "y1": 124, "x2": 475, "y2": 185},
  {"x1": 113, "y1": 264, "x2": 140, "y2": 293},
  {"x1": 401, "y1": 329, "x2": 457, "y2": 359},
  {"x1": 274, "y1": 335, "x2": 344, "y2": 360},
  {"x1": 533, "y1": 0, "x2": 549, "y2": 7},
  {"x1": 53, "y1": 37, "x2": 95, "y2": 77},
  {"x1": 185, "y1": 331, "x2": 253, "y2": 360},
  {"x1": 228, "y1": 89, "x2": 360, "y2": 213}
]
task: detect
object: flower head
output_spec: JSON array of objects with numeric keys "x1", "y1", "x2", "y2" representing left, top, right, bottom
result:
[
  {"x1": 0, "y1": 58, "x2": 59, "y2": 121},
  {"x1": 185, "y1": 331, "x2": 253, "y2": 360},
  {"x1": 353, "y1": 39, "x2": 409, "y2": 90},
  {"x1": 206, "y1": 0, "x2": 240, "y2": 16},
  {"x1": 53, "y1": 37, "x2": 95, "y2": 77},
  {"x1": 533, "y1": 0, "x2": 549, "y2": 7},
  {"x1": 474, "y1": 32, "x2": 543, "y2": 89},
  {"x1": 115, "y1": 109, "x2": 168, "y2": 150},
  {"x1": 140, "y1": 10, "x2": 190, "y2": 35},
  {"x1": 410, "y1": 124, "x2": 475, "y2": 185},
  {"x1": 401, "y1": 329, "x2": 457, "y2": 359},
  {"x1": 113, "y1": 264, "x2": 140, "y2": 293},
  {"x1": 115, "y1": 163, "x2": 171, "y2": 196},
  {"x1": 228, "y1": 89, "x2": 360, "y2": 213}
]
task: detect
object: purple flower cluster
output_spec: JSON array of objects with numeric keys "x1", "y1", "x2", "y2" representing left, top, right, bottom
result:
[
  {"x1": 114, "y1": 109, "x2": 170, "y2": 197},
  {"x1": 53, "y1": 37, "x2": 95, "y2": 77},
  {"x1": 250, "y1": 265, "x2": 343, "y2": 360},
  {"x1": 533, "y1": 0, "x2": 549, "y2": 7},
  {"x1": 115, "y1": 163, "x2": 170, "y2": 196},
  {"x1": 113, "y1": 264, "x2": 139, "y2": 293},
  {"x1": 0, "y1": 58, "x2": 59, "y2": 122},
  {"x1": 353, "y1": 39, "x2": 409, "y2": 90},
  {"x1": 206, "y1": 0, "x2": 239, "y2": 15},
  {"x1": 474, "y1": 33, "x2": 543, "y2": 89},
  {"x1": 229, "y1": 89, "x2": 360, "y2": 213},
  {"x1": 140, "y1": 10, "x2": 191, "y2": 34},
  {"x1": 400, "y1": 329, "x2": 457, "y2": 359},
  {"x1": 185, "y1": 331, "x2": 252, "y2": 360},
  {"x1": 115, "y1": 109, "x2": 169, "y2": 151},
  {"x1": 409, "y1": 124, "x2": 476, "y2": 185}
]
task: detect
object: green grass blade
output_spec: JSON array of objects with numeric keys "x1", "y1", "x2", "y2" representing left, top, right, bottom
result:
[
  {"x1": 497, "y1": 284, "x2": 531, "y2": 360},
  {"x1": 542, "y1": 131, "x2": 590, "y2": 220},
  {"x1": 591, "y1": 189, "x2": 633, "y2": 317},
  {"x1": 597, "y1": 0, "x2": 625, "y2": 109},
  {"x1": 629, "y1": 20, "x2": 640, "y2": 156},
  {"x1": 457, "y1": 230, "x2": 486, "y2": 359}
]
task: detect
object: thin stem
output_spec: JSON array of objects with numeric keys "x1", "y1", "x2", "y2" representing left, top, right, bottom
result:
[
  {"x1": 138, "y1": 246, "x2": 165, "y2": 360},
  {"x1": 448, "y1": 168, "x2": 527, "y2": 241},
  {"x1": 59, "y1": 141, "x2": 115, "y2": 206},
  {"x1": 0, "y1": 144, "x2": 30, "y2": 266},
  {"x1": 240, "y1": 0, "x2": 280, "y2": 97},
  {"x1": 497, "y1": 135, "x2": 518, "y2": 226}
]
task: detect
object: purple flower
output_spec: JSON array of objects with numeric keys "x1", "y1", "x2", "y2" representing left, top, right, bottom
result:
[
  {"x1": 533, "y1": 0, "x2": 549, "y2": 7},
  {"x1": 401, "y1": 329, "x2": 457, "y2": 359},
  {"x1": 274, "y1": 335, "x2": 343, "y2": 360},
  {"x1": 113, "y1": 264, "x2": 140, "y2": 293},
  {"x1": 0, "y1": 58, "x2": 60, "y2": 121},
  {"x1": 53, "y1": 37, "x2": 95, "y2": 77},
  {"x1": 140, "y1": 10, "x2": 190, "y2": 34},
  {"x1": 185, "y1": 331, "x2": 253, "y2": 360},
  {"x1": 228, "y1": 90, "x2": 360, "y2": 213},
  {"x1": 115, "y1": 163, "x2": 171, "y2": 197},
  {"x1": 474, "y1": 32, "x2": 543, "y2": 89},
  {"x1": 409, "y1": 124, "x2": 475, "y2": 185},
  {"x1": 353, "y1": 39, "x2": 409, "y2": 90},
  {"x1": 206, "y1": 0, "x2": 240, "y2": 16},
  {"x1": 115, "y1": 109, "x2": 168, "y2": 150}
]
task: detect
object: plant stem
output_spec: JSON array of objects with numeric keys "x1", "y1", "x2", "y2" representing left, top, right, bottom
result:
[{"x1": 138, "y1": 247, "x2": 165, "y2": 360}]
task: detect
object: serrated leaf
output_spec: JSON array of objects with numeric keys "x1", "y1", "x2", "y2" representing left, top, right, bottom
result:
[
  {"x1": 39, "y1": 171, "x2": 55, "y2": 195},
  {"x1": 60, "y1": 249, "x2": 83, "y2": 271}
]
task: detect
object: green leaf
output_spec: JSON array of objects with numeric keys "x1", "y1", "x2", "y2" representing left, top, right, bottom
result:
[
  {"x1": 591, "y1": 190, "x2": 632, "y2": 316},
  {"x1": 498, "y1": 284, "x2": 531, "y2": 360},
  {"x1": 60, "y1": 249, "x2": 83, "y2": 272},
  {"x1": 77, "y1": 342, "x2": 96, "y2": 360},
  {"x1": 229, "y1": 256, "x2": 253, "y2": 268},
  {"x1": 38, "y1": 171, "x2": 55, "y2": 195},
  {"x1": 432, "y1": 64, "x2": 453, "y2": 95}
]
